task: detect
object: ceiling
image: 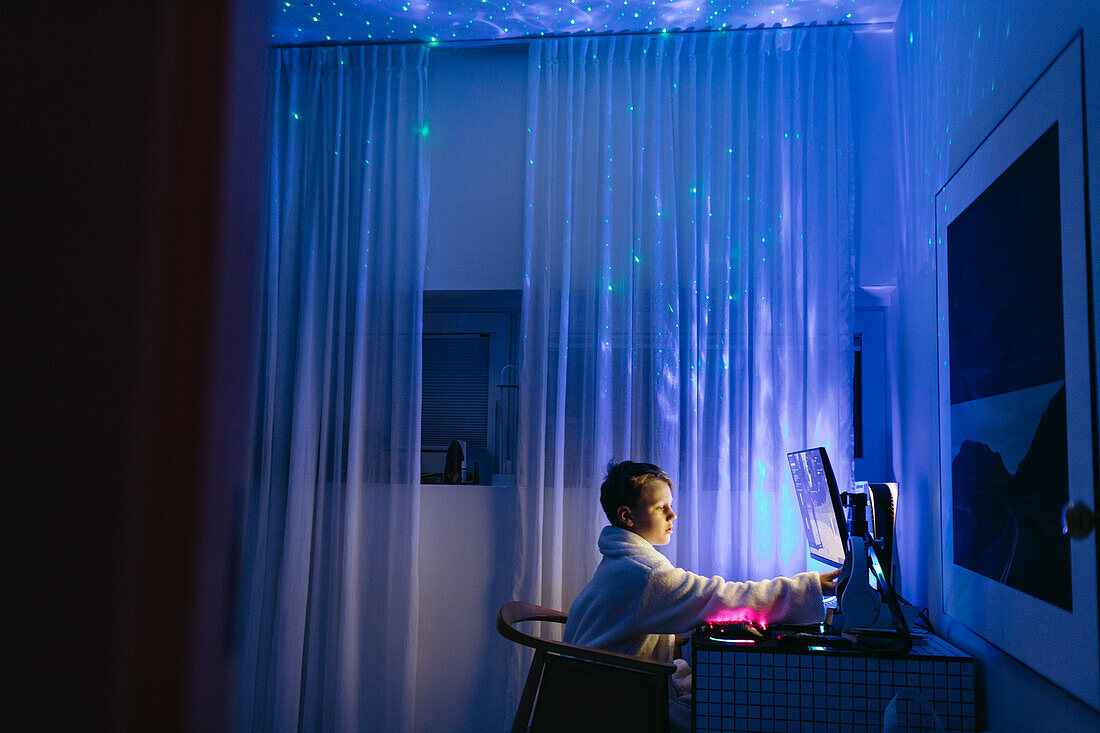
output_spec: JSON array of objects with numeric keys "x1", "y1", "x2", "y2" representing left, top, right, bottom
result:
[{"x1": 269, "y1": 0, "x2": 903, "y2": 45}]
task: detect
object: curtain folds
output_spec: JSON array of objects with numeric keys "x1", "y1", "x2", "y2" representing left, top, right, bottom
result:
[
  {"x1": 237, "y1": 45, "x2": 429, "y2": 733},
  {"x1": 514, "y1": 27, "x2": 854, "y2": 704}
]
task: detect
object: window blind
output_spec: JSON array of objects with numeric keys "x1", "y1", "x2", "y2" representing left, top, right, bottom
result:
[{"x1": 422, "y1": 333, "x2": 489, "y2": 449}]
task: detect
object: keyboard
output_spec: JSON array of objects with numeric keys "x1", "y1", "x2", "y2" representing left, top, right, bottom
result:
[
  {"x1": 774, "y1": 631, "x2": 852, "y2": 649},
  {"x1": 703, "y1": 620, "x2": 768, "y2": 641}
]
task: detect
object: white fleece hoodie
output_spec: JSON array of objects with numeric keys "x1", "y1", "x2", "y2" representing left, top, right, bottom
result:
[{"x1": 563, "y1": 525, "x2": 825, "y2": 662}]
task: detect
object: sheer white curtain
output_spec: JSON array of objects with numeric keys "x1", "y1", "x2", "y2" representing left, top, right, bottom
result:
[
  {"x1": 236, "y1": 45, "x2": 428, "y2": 732},
  {"x1": 513, "y1": 27, "x2": 854, "y2": 694}
]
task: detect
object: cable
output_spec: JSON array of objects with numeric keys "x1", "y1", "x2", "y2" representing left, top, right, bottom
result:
[{"x1": 853, "y1": 539, "x2": 913, "y2": 655}]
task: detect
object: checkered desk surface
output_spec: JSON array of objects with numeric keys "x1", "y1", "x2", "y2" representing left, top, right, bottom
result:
[{"x1": 692, "y1": 629, "x2": 975, "y2": 733}]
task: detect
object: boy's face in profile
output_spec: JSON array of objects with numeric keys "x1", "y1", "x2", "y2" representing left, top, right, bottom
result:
[{"x1": 621, "y1": 479, "x2": 676, "y2": 546}]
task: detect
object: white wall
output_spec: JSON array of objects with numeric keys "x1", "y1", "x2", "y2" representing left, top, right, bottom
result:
[
  {"x1": 851, "y1": 27, "x2": 904, "y2": 484},
  {"x1": 414, "y1": 31, "x2": 908, "y2": 732},
  {"x1": 893, "y1": 0, "x2": 1100, "y2": 729},
  {"x1": 425, "y1": 45, "x2": 527, "y2": 291},
  {"x1": 416, "y1": 46, "x2": 529, "y2": 733},
  {"x1": 414, "y1": 483, "x2": 518, "y2": 732},
  {"x1": 851, "y1": 27, "x2": 904, "y2": 289}
]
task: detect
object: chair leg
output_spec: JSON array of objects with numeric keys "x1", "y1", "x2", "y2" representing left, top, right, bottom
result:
[{"x1": 511, "y1": 648, "x2": 546, "y2": 733}]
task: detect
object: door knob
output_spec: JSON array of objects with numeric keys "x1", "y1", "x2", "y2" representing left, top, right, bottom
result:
[{"x1": 1061, "y1": 501, "x2": 1096, "y2": 540}]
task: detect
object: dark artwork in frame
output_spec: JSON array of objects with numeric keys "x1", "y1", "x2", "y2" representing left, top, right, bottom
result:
[
  {"x1": 945, "y1": 123, "x2": 1072, "y2": 612},
  {"x1": 935, "y1": 32, "x2": 1098, "y2": 710}
]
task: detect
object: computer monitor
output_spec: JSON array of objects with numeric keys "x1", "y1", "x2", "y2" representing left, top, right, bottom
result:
[{"x1": 787, "y1": 447, "x2": 849, "y2": 568}]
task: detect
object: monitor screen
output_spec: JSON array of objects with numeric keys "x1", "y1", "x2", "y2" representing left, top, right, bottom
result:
[{"x1": 787, "y1": 447, "x2": 849, "y2": 568}]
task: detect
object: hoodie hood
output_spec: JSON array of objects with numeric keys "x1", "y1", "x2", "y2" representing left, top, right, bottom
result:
[{"x1": 597, "y1": 525, "x2": 662, "y2": 559}]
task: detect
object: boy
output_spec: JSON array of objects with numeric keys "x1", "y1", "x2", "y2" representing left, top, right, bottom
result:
[{"x1": 563, "y1": 461, "x2": 839, "y2": 730}]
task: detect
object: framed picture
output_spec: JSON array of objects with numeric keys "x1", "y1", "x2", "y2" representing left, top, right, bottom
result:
[{"x1": 935, "y1": 32, "x2": 1098, "y2": 710}]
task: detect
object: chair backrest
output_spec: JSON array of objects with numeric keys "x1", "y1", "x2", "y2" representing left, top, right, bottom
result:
[{"x1": 497, "y1": 600, "x2": 674, "y2": 733}]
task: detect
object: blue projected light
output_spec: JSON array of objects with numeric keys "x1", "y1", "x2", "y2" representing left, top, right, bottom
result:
[{"x1": 269, "y1": 1, "x2": 903, "y2": 45}]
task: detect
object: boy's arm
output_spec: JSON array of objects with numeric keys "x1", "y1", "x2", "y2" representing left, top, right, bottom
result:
[{"x1": 637, "y1": 565, "x2": 825, "y2": 634}]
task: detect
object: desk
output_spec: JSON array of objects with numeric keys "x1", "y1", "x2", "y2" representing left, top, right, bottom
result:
[{"x1": 692, "y1": 629, "x2": 975, "y2": 732}]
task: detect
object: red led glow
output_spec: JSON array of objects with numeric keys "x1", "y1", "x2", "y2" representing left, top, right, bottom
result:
[{"x1": 705, "y1": 608, "x2": 769, "y2": 627}]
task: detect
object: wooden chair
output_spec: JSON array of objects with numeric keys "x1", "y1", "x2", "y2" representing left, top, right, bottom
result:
[{"x1": 496, "y1": 601, "x2": 675, "y2": 733}]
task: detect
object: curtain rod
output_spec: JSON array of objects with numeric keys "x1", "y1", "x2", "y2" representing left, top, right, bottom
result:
[{"x1": 267, "y1": 20, "x2": 893, "y2": 50}]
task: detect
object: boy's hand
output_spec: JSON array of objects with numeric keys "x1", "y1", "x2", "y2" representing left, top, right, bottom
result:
[{"x1": 819, "y1": 568, "x2": 841, "y2": 597}]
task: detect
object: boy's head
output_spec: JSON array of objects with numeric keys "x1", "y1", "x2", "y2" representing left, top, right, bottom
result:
[{"x1": 601, "y1": 461, "x2": 676, "y2": 546}]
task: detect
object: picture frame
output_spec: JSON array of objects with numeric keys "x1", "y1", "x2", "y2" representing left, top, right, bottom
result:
[{"x1": 935, "y1": 32, "x2": 1098, "y2": 710}]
